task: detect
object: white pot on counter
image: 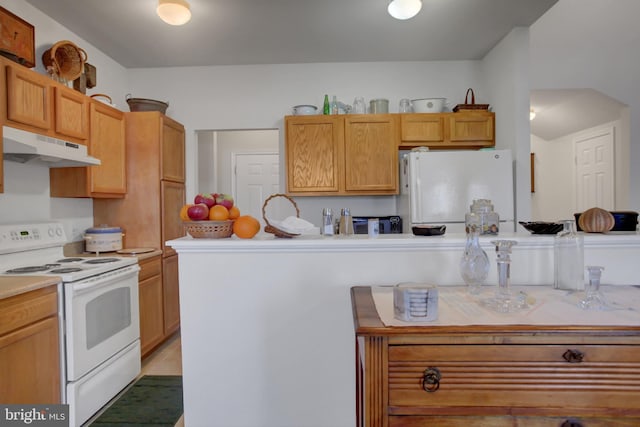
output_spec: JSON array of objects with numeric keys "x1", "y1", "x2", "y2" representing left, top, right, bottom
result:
[{"x1": 84, "y1": 225, "x2": 124, "y2": 252}]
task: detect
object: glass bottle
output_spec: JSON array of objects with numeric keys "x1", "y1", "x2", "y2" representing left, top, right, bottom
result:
[
  {"x1": 579, "y1": 266, "x2": 608, "y2": 310},
  {"x1": 323, "y1": 94, "x2": 330, "y2": 115},
  {"x1": 459, "y1": 213, "x2": 490, "y2": 295},
  {"x1": 331, "y1": 95, "x2": 338, "y2": 114},
  {"x1": 554, "y1": 220, "x2": 584, "y2": 291}
]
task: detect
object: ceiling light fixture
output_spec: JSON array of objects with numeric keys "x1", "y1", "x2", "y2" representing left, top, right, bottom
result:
[
  {"x1": 388, "y1": 0, "x2": 422, "y2": 20},
  {"x1": 530, "y1": 109, "x2": 536, "y2": 120},
  {"x1": 157, "y1": 0, "x2": 192, "y2": 26}
]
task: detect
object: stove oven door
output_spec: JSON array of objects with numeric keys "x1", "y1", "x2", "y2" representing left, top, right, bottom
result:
[{"x1": 65, "y1": 264, "x2": 140, "y2": 381}]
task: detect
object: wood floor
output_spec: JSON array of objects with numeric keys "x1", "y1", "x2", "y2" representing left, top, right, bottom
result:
[{"x1": 83, "y1": 332, "x2": 183, "y2": 426}]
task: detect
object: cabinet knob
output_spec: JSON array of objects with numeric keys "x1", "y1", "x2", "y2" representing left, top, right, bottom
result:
[
  {"x1": 562, "y1": 349, "x2": 584, "y2": 363},
  {"x1": 422, "y1": 367, "x2": 441, "y2": 393},
  {"x1": 560, "y1": 419, "x2": 583, "y2": 427}
]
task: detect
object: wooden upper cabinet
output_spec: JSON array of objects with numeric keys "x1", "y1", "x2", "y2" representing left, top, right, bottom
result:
[
  {"x1": 399, "y1": 111, "x2": 495, "y2": 149},
  {"x1": 344, "y1": 115, "x2": 398, "y2": 193},
  {"x1": 285, "y1": 114, "x2": 398, "y2": 195},
  {"x1": 49, "y1": 100, "x2": 126, "y2": 198},
  {"x1": 54, "y1": 85, "x2": 90, "y2": 140},
  {"x1": 5, "y1": 62, "x2": 51, "y2": 130},
  {"x1": 285, "y1": 115, "x2": 343, "y2": 194},
  {"x1": 161, "y1": 116, "x2": 186, "y2": 183}
]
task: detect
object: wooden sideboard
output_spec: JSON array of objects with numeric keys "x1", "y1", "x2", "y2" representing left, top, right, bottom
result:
[{"x1": 351, "y1": 286, "x2": 640, "y2": 427}]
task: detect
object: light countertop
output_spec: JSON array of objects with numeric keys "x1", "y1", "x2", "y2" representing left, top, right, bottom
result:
[{"x1": 0, "y1": 276, "x2": 60, "y2": 300}]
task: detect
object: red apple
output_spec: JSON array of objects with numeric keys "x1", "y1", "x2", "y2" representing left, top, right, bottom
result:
[
  {"x1": 194, "y1": 193, "x2": 216, "y2": 208},
  {"x1": 215, "y1": 193, "x2": 234, "y2": 209},
  {"x1": 187, "y1": 203, "x2": 209, "y2": 220}
]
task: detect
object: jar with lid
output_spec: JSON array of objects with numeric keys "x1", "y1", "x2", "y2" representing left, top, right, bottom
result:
[
  {"x1": 466, "y1": 199, "x2": 499, "y2": 235},
  {"x1": 339, "y1": 208, "x2": 354, "y2": 235}
]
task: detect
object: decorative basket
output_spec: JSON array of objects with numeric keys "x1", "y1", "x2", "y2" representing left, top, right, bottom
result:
[
  {"x1": 126, "y1": 94, "x2": 169, "y2": 114},
  {"x1": 42, "y1": 40, "x2": 87, "y2": 82},
  {"x1": 183, "y1": 220, "x2": 234, "y2": 238},
  {"x1": 452, "y1": 88, "x2": 490, "y2": 112},
  {"x1": 262, "y1": 194, "x2": 300, "y2": 238}
]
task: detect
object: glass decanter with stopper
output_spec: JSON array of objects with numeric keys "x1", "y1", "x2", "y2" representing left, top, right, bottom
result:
[
  {"x1": 459, "y1": 213, "x2": 490, "y2": 294},
  {"x1": 481, "y1": 240, "x2": 529, "y2": 313},
  {"x1": 554, "y1": 219, "x2": 584, "y2": 291}
]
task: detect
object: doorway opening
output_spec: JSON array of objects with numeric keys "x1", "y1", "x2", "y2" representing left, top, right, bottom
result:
[
  {"x1": 196, "y1": 129, "x2": 279, "y2": 224},
  {"x1": 529, "y1": 89, "x2": 629, "y2": 222}
]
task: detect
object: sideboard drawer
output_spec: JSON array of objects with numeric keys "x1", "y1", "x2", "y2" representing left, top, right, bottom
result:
[
  {"x1": 388, "y1": 344, "x2": 640, "y2": 410},
  {"x1": 389, "y1": 415, "x2": 640, "y2": 427}
]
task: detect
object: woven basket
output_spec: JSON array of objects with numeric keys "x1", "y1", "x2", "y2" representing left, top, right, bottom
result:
[
  {"x1": 452, "y1": 88, "x2": 490, "y2": 112},
  {"x1": 184, "y1": 220, "x2": 234, "y2": 238},
  {"x1": 262, "y1": 194, "x2": 300, "y2": 238},
  {"x1": 126, "y1": 94, "x2": 169, "y2": 114},
  {"x1": 42, "y1": 40, "x2": 87, "y2": 82}
]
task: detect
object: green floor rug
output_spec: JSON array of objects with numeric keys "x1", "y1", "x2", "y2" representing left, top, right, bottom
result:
[{"x1": 90, "y1": 375, "x2": 183, "y2": 427}]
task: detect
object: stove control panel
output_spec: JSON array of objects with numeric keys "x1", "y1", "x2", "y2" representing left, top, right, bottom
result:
[{"x1": 0, "y1": 222, "x2": 68, "y2": 254}]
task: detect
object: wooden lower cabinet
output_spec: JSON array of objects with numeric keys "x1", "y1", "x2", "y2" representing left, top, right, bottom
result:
[
  {"x1": 138, "y1": 256, "x2": 164, "y2": 358},
  {"x1": 162, "y1": 254, "x2": 180, "y2": 336},
  {"x1": 0, "y1": 286, "x2": 61, "y2": 404},
  {"x1": 351, "y1": 286, "x2": 640, "y2": 427}
]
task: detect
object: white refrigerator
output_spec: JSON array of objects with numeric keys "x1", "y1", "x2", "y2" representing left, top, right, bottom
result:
[{"x1": 397, "y1": 149, "x2": 515, "y2": 233}]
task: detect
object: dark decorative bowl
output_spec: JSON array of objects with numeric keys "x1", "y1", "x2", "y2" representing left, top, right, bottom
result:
[
  {"x1": 412, "y1": 225, "x2": 446, "y2": 236},
  {"x1": 519, "y1": 221, "x2": 564, "y2": 235}
]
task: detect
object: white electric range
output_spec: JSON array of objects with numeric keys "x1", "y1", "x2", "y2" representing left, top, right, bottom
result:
[{"x1": 0, "y1": 222, "x2": 141, "y2": 427}]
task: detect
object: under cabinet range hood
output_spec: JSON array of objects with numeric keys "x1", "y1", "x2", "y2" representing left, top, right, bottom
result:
[{"x1": 2, "y1": 126, "x2": 101, "y2": 167}]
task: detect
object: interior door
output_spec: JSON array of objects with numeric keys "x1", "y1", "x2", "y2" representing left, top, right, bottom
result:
[
  {"x1": 575, "y1": 127, "x2": 614, "y2": 211},
  {"x1": 233, "y1": 152, "x2": 279, "y2": 224}
]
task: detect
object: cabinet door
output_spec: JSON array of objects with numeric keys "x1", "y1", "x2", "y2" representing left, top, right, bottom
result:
[
  {"x1": 285, "y1": 115, "x2": 343, "y2": 194},
  {"x1": 54, "y1": 86, "x2": 89, "y2": 140},
  {"x1": 161, "y1": 181, "x2": 185, "y2": 257},
  {"x1": 448, "y1": 112, "x2": 494, "y2": 144},
  {"x1": 139, "y1": 256, "x2": 164, "y2": 358},
  {"x1": 0, "y1": 317, "x2": 61, "y2": 404},
  {"x1": 161, "y1": 116, "x2": 185, "y2": 183},
  {"x1": 5, "y1": 64, "x2": 51, "y2": 130},
  {"x1": 400, "y1": 113, "x2": 445, "y2": 147},
  {"x1": 162, "y1": 254, "x2": 180, "y2": 336},
  {"x1": 89, "y1": 101, "x2": 126, "y2": 196},
  {"x1": 344, "y1": 114, "x2": 399, "y2": 193}
]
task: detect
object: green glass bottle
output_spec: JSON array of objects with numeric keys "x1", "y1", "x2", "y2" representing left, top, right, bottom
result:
[{"x1": 323, "y1": 94, "x2": 330, "y2": 115}]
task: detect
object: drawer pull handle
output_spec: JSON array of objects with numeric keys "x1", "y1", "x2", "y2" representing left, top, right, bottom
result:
[
  {"x1": 422, "y1": 367, "x2": 441, "y2": 393},
  {"x1": 560, "y1": 419, "x2": 583, "y2": 427},
  {"x1": 562, "y1": 349, "x2": 584, "y2": 363}
]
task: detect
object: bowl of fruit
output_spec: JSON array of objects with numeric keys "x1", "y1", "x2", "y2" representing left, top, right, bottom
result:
[{"x1": 180, "y1": 192, "x2": 260, "y2": 239}]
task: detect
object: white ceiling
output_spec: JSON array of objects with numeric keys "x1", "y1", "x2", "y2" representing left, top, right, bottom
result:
[{"x1": 23, "y1": 0, "x2": 557, "y2": 68}]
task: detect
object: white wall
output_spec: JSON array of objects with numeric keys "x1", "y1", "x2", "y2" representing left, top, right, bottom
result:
[
  {"x1": 530, "y1": 0, "x2": 640, "y2": 211},
  {"x1": 0, "y1": 0, "x2": 128, "y2": 240}
]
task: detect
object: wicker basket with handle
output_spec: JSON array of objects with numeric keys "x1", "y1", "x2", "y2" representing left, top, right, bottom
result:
[
  {"x1": 42, "y1": 40, "x2": 87, "y2": 82},
  {"x1": 262, "y1": 194, "x2": 301, "y2": 238},
  {"x1": 183, "y1": 220, "x2": 234, "y2": 238},
  {"x1": 453, "y1": 88, "x2": 490, "y2": 112}
]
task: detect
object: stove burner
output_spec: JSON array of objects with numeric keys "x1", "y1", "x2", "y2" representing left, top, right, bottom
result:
[
  {"x1": 5, "y1": 265, "x2": 51, "y2": 274},
  {"x1": 49, "y1": 267, "x2": 83, "y2": 274},
  {"x1": 83, "y1": 258, "x2": 120, "y2": 264},
  {"x1": 57, "y1": 258, "x2": 84, "y2": 263}
]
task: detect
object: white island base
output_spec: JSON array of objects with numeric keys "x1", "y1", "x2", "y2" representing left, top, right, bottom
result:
[{"x1": 167, "y1": 232, "x2": 640, "y2": 427}]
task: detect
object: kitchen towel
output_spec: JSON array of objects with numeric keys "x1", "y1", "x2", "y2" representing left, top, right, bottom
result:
[{"x1": 89, "y1": 375, "x2": 183, "y2": 426}]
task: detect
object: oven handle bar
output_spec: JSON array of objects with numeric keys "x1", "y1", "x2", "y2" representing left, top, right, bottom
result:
[{"x1": 69, "y1": 265, "x2": 140, "y2": 296}]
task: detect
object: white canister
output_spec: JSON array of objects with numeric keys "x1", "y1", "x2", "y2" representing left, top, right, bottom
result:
[{"x1": 84, "y1": 225, "x2": 124, "y2": 252}]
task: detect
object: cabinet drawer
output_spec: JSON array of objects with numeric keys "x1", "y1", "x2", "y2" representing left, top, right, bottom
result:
[
  {"x1": 388, "y1": 344, "x2": 640, "y2": 411},
  {"x1": 389, "y1": 415, "x2": 640, "y2": 427},
  {"x1": 0, "y1": 286, "x2": 58, "y2": 336},
  {"x1": 139, "y1": 257, "x2": 162, "y2": 281}
]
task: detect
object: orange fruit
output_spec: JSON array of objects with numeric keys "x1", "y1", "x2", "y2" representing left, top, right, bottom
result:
[
  {"x1": 233, "y1": 215, "x2": 260, "y2": 239},
  {"x1": 180, "y1": 204, "x2": 194, "y2": 221},
  {"x1": 228, "y1": 205, "x2": 241, "y2": 219},
  {"x1": 209, "y1": 205, "x2": 230, "y2": 221}
]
